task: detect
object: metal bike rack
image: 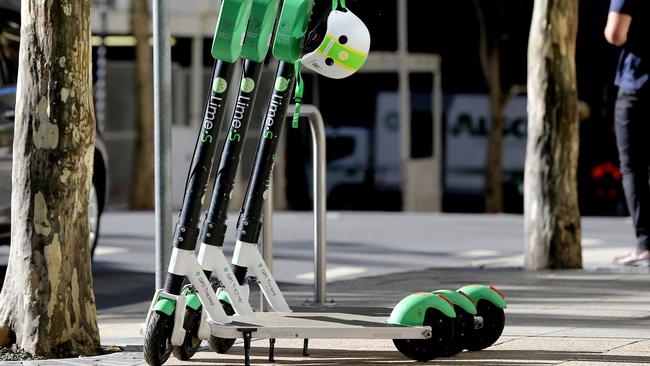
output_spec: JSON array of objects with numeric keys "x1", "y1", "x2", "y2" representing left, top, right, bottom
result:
[{"x1": 263, "y1": 104, "x2": 327, "y2": 305}]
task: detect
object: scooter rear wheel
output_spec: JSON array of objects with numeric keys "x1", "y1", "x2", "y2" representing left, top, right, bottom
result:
[
  {"x1": 444, "y1": 306, "x2": 474, "y2": 356},
  {"x1": 466, "y1": 300, "x2": 505, "y2": 351},
  {"x1": 143, "y1": 312, "x2": 173, "y2": 366},
  {"x1": 208, "y1": 300, "x2": 236, "y2": 354},
  {"x1": 393, "y1": 307, "x2": 456, "y2": 361}
]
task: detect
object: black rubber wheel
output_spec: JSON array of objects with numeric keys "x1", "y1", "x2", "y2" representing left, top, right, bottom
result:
[
  {"x1": 143, "y1": 312, "x2": 173, "y2": 366},
  {"x1": 172, "y1": 307, "x2": 202, "y2": 360},
  {"x1": 172, "y1": 331, "x2": 202, "y2": 360},
  {"x1": 208, "y1": 300, "x2": 236, "y2": 354},
  {"x1": 466, "y1": 300, "x2": 505, "y2": 351},
  {"x1": 393, "y1": 307, "x2": 456, "y2": 361},
  {"x1": 443, "y1": 306, "x2": 474, "y2": 356}
]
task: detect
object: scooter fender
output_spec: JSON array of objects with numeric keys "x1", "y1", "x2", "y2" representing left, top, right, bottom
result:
[
  {"x1": 217, "y1": 289, "x2": 231, "y2": 305},
  {"x1": 141, "y1": 290, "x2": 178, "y2": 336},
  {"x1": 185, "y1": 292, "x2": 202, "y2": 311},
  {"x1": 457, "y1": 285, "x2": 507, "y2": 309},
  {"x1": 433, "y1": 290, "x2": 477, "y2": 315},
  {"x1": 387, "y1": 293, "x2": 456, "y2": 327},
  {"x1": 153, "y1": 297, "x2": 176, "y2": 316}
]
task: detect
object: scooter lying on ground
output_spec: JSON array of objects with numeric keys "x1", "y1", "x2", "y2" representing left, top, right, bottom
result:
[{"x1": 143, "y1": 1, "x2": 507, "y2": 365}]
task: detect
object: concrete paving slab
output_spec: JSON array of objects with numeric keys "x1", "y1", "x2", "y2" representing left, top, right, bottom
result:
[
  {"x1": 605, "y1": 340, "x2": 650, "y2": 355},
  {"x1": 489, "y1": 337, "x2": 634, "y2": 353}
]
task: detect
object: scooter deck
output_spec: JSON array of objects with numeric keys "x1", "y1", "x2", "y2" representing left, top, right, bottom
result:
[{"x1": 208, "y1": 312, "x2": 432, "y2": 340}]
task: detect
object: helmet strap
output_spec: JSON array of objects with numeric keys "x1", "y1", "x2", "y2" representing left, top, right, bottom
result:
[
  {"x1": 331, "y1": 0, "x2": 346, "y2": 11},
  {"x1": 292, "y1": 61, "x2": 304, "y2": 129}
]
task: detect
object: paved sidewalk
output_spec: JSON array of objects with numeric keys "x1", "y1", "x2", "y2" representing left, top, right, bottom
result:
[
  {"x1": 1, "y1": 212, "x2": 650, "y2": 365},
  {"x1": 93, "y1": 267, "x2": 650, "y2": 366}
]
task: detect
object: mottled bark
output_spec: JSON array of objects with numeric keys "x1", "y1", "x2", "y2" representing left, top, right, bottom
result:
[
  {"x1": 475, "y1": 0, "x2": 513, "y2": 213},
  {"x1": 0, "y1": 0, "x2": 100, "y2": 356},
  {"x1": 129, "y1": 0, "x2": 154, "y2": 209},
  {"x1": 524, "y1": 0, "x2": 582, "y2": 269}
]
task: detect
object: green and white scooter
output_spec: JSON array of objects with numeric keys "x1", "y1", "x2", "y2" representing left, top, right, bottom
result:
[
  {"x1": 175, "y1": 0, "x2": 284, "y2": 358},
  {"x1": 142, "y1": 0, "x2": 254, "y2": 365},
  {"x1": 144, "y1": 0, "x2": 508, "y2": 364},
  {"x1": 196, "y1": 0, "x2": 506, "y2": 365}
]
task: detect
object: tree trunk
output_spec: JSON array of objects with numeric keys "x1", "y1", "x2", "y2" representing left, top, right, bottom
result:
[
  {"x1": 475, "y1": 0, "x2": 512, "y2": 213},
  {"x1": 0, "y1": 0, "x2": 101, "y2": 356},
  {"x1": 484, "y1": 81, "x2": 509, "y2": 213},
  {"x1": 524, "y1": 0, "x2": 581, "y2": 269},
  {"x1": 129, "y1": 0, "x2": 155, "y2": 210}
]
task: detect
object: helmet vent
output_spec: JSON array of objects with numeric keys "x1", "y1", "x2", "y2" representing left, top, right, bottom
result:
[
  {"x1": 325, "y1": 58, "x2": 334, "y2": 66},
  {"x1": 338, "y1": 35, "x2": 348, "y2": 45}
]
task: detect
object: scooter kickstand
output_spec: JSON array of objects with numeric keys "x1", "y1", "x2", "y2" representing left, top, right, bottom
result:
[
  {"x1": 269, "y1": 338, "x2": 276, "y2": 362},
  {"x1": 242, "y1": 329, "x2": 254, "y2": 366},
  {"x1": 302, "y1": 338, "x2": 310, "y2": 357}
]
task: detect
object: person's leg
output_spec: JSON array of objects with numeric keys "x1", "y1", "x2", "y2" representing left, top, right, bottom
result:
[{"x1": 614, "y1": 88, "x2": 650, "y2": 261}]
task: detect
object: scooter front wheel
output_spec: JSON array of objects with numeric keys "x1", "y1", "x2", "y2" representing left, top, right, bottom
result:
[
  {"x1": 172, "y1": 332, "x2": 202, "y2": 360},
  {"x1": 172, "y1": 307, "x2": 202, "y2": 360},
  {"x1": 143, "y1": 312, "x2": 174, "y2": 366},
  {"x1": 208, "y1": 300, "x2": 236, "y2": 354}
]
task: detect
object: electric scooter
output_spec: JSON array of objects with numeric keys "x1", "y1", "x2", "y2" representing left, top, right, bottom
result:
[
  {"x1": 144, "y1": 0, "x2": 508, "y2": 364},
  {"x1": 175, "y1": 0, "x2": 284, "y2": 358},
  {"x1": 198, "y1": 1, "x2": 508, "y2": 365},
  {"x1": 142, "y1": 1, "x2": 254, "y2": 364}
]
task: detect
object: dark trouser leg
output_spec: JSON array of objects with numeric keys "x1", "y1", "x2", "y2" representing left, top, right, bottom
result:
[{"x1": 614, "y1": 88, "x2": 650, "y2": 251}]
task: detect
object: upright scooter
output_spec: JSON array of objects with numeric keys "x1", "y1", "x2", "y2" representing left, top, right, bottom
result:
[
  {"x1": 205, "y1": 1, "x2": 508, "y2": 364},
  {"x1": 142, "y1": 1, "x2": 254, "y2": 365},
  {"x1": 178, "y1": 0, "x2": 283, "y2": 357}
]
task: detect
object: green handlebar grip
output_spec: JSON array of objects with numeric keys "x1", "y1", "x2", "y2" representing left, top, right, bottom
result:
[
  {"x1": 241, "y1": 0, "x2": 280, "y2": 62},
  {"x1": 211, "y1": 0, "x2": 254, "y2": 63},
  {"x1": 272, "y1": 0, "x2": 315, "y2": 63}
]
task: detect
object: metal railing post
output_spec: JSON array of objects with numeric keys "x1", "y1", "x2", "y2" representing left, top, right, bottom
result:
[
  {"x1": 262, "y1": 105, "x2": 327, "y2": 305},
  {"x1": 307, "y1": 106, "x2": 327, "y2": 305},
  {"x1": 288, "y1": 105, "x2": 327, "y2": 304},
  {"x1": 153, "y1": 0, "x2": 173, "y2": 289}
]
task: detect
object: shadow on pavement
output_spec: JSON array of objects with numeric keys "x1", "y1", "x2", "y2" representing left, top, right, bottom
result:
[
  {"x1": 92, "y1": 262, "x2": 154, "y2": 311},
  {"x1": 441, "y1": 349, "x2": 650, "y2": 365},
  {"x1": 163, "y1": 346, "x2": 650, "y2": 365}
]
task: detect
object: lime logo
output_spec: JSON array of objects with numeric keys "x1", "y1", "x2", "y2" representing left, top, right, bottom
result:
[
  {"x1": 275, "y1": 77, "x2": 289, "y2": 92},
  {"x1": 224, "y1": 267, "x2": 229, "y2": 273},
  {"x1": 338, "y1": 50, "x2": 350, "y2": 61},
  {"x1": 258, "y1": 263, "x2": 263, "y2": 268},
  {"x1": 213, "y1": 77, "x2": 228, "y2": 93},
  {"x1": 195, "y1": 271, "x2": 201, "y2": 276},
  {"x1": 262, "y1": 189, "x2": 269, "y2": 200},
  {"x1": 241, "y1": 78, "x2": 255, "y2": 93}
]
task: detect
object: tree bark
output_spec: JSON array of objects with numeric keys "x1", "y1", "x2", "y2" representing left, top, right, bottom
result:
[
  {"x1": 129, "y1": 0, "x2": 155, "y2": 210},
  {"x1": 524, "y1": 0, "x2": 582, "y2": 269},
  {"x1": 475, "y1": 0, "x2": 513, "y2": 213},
  {"x1": 0, "y1": 0, "x2": 101, "y2": 356}
]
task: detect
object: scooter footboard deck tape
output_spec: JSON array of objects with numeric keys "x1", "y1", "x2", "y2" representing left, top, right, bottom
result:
[{"x1": 208, "y1": 312, "x2": 432, "y2": 340}]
